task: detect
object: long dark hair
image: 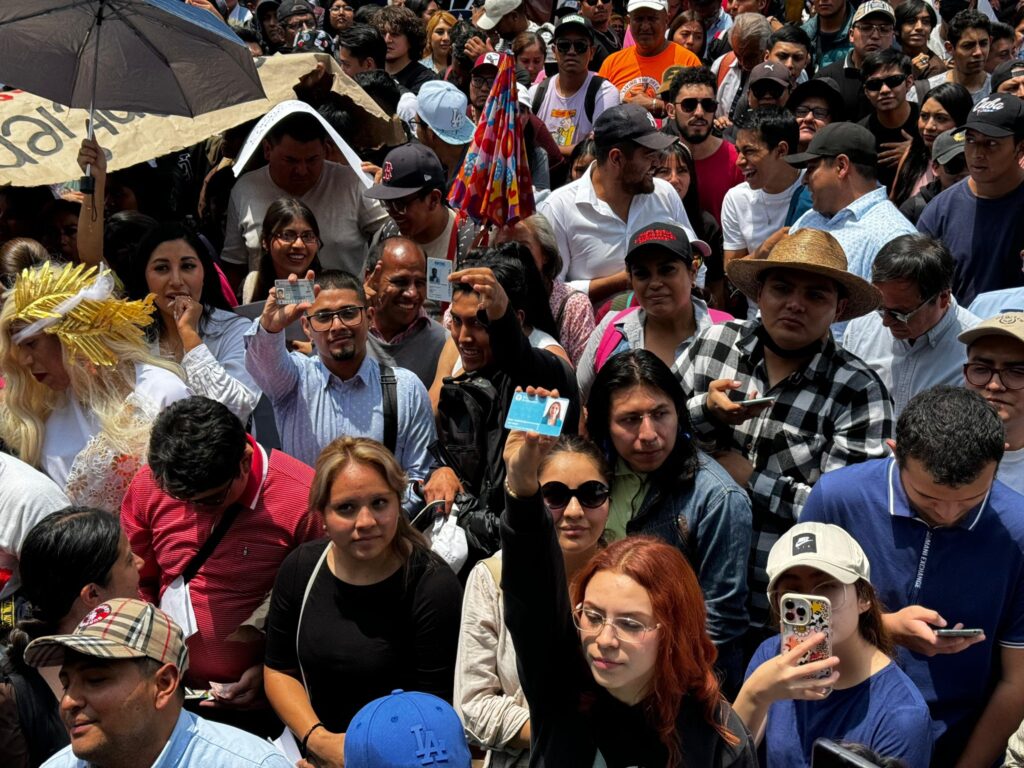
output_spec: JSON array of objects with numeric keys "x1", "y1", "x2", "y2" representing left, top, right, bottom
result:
[
  {"x1": 891, "y1": 83, "x2": 972, "y2": 206},
  {"x1": 253, "y1": 197, "x2": 324, "y2": 301},
  {"x1": 585, "y1": 350, "x2": 699, "y2": 488},
  {"x1": 460, "y1": 243, "x2": 559, "y2": 338},
  {"x1": 661, "y1": 142, "x2": 708, "y2": 242},
  {"x1": 127, "y1": 221, "x2": 232, "y2": 339}
]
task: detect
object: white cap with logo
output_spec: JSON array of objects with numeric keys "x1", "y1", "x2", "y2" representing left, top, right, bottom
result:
[
  {"x1": 766, "y1": 522, "x2": 871, "y2": 595},
  {"x1": 477, "y1": 0, "x2": 524, "y2": 31}
]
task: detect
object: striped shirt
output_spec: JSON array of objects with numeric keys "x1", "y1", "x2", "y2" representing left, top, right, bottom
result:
[{"x1": 677, "y1": 320, "x2": 893, "y2": 624}]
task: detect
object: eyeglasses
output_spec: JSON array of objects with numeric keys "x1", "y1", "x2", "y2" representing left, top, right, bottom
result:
[
  {"x1": 555, "y1": 39, "x2": 590, "y2": 55},
  {"x1": 863, "y1": 74, "x2": 907, "y2": 92},
  {"x1": 875, "y1": 292, "x2": 938, "y2": 324},
  {"x1": 853, "y1": 21, "x2": 893, "y2": 35},
  {"x1": 774, "y1": 582, "x2": 851, "y2": 612},
  {"x1": 541, "y1": 480, "x2": 610, "y2": 511},
  {"x1": 794, "y1": 105, "x2": 830, "y2": 120},
  {"x1": 275, "y1": 229, "x2": 319, "y2": 245},
  {"x1": 285, "y1": 17, "x2": 316, "y2": 33},
  {"x1": 964, "y1": 362, "x2": 1024, "y2": 390},
  {"x1": 383, "y1": 193, "x2": 425, "y2": 215},
  {"x1": 573, "y1": 605, "x2": 661, "y2": 643},
  {"x1": 751, "y1": 83, "x2": 786, "y2": 100},
  {"x1": 471, "y1": 75, "x2": 496, "y2": 90},
  {"x1": 305, "y1": 305, "x2": 366, "y2": 331},
  {"x1": 676, "y1": 97, "x2": 718, "y2": 113}
]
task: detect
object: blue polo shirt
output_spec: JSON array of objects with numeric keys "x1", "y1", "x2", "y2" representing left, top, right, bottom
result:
[{"x1": 801, "y1": 458, "x2": 1024, "y2": 759}]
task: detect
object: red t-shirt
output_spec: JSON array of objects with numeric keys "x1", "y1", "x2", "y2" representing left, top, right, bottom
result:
[
  {"x1": 122, "y1": 437, "x2": 324, "y2": 687},
  {"x1": 695, "y1": 139, "x2": 744, "y2": 224}
]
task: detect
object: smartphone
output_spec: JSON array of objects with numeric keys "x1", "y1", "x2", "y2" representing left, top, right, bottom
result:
[
  {"x1": 739, "y1": 396, "x2": 776, "y2": 408},
  {"x1": 780, "y1": 592, "x2": 832, "y2": 679},
  {"x1": 934, "y1": 628, "x2": 983, "y2": 638},
  {"x1": 811, "y1": 739, "x2": 884, "y2": 768}
]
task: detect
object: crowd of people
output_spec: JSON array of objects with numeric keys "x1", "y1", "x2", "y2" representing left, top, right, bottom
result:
[{"x1": 1, "y1": 0, "x2": 1024, "y2": 766}]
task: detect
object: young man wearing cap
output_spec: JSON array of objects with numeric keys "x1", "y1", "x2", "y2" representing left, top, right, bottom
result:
[
  {"x1": 789, "y1": 77, "x2": 846, "y2": 153},
  {"x1": 814, "y1": 0, "x2": 897, "y2": 121},
  {"x1": 961, "y1": 312, "x2": 1024, "y2": 495},
  {"x1": 277, "y1": 0, "x2": 317, "y2": 45},
  {"x1": 993, "y1": 59, "x2": 1024, "y2": 98},
  {"x1": 369, "y1": 143, "x2": 477, "y2": 280},
  {"x1": 597, "y1": 0, "x2": 700, "y2": 114},
  {"x1": 665, "y1": 67, "x2": 745, "y2": 224},
  {"x1": 530, "y1": 15, "x2": 618, "y2": 157},
  {"x1": 468, "y1": 52, "x2": 502, "y2": 121},
  {"x1": 220, "y1": 112, "x2": 388, "y2": 285},
  {"x1": 745, "y1": 61, "x2": 792, "y2": 111},
  {"x1": 786, "y1": 121, "x2": 917, "y2": 289},
  {"x1": 677, "y1": 228, "x2": 892, "y2": 628},
  {"x1": 801, "y1": 0, "x2": 855, "y2": 70},
  {"x1": 364, "y1": 236, "x2": 448, "y2": 387},
  {"x1": 898, "y1": 127, "x2": 969, "y2": 224},
  {"x1": 801, "y1": 386, "x2": 1024, "y2": 768},
  {"x1": 414, "y1": 81, "x2": 475, "y2": 193},
  {"x1": 927, "y1": 10, "x2": 992, "y2": 103},
  {"x1": 539, "y1": 103, "x2": 701, "y2": 303},
  {"x1": 858, "y1": 49, "x2": 919, "y2": 192},
  {"x1": 476, "y1": 0, "x2": 538, "y2": 51},
  {"x1": 25, "y1": 598, "x2": 292, "y2": 767},
  {"x1": 918, "y1": 93, "x2": 1024, "y2": 305},
  {"x1": 842, "y1": 234, "x2": 979, "y2": 417}
]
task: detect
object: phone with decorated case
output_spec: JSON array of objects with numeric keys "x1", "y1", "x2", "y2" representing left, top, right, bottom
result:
[{"x1": 780, "y1": 592, "x2": 832, "y2": 679}]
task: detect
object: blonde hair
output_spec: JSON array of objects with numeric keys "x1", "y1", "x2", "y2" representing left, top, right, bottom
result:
[
  {"x1": 423, "y1": 10, "x2": 456, "y2": 60},
  {"x1": 0, "y1": 266, "x2": 183, "y2": 468},
  {"x1": 309, "y1": 437, "x2": 428, "y2": 560}
]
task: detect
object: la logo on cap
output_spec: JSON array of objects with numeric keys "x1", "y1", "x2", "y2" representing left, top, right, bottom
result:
[
  {"x1": 382, "y1": 161, "x2": 393, "y2": 182},
  {"x1": 412, "y1": 724, "x2": 448, "y2": 763},
  {"x1": 792, "y1": 533, "x2": 817, "y2": 555}
]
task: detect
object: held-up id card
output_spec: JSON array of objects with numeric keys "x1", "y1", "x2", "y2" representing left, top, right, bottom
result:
[
  {"x1": 427, "y1": 257, "x2": 452, "y2": 303},
  {"x1": 504, "y1": 391, "x2": 570, "y2": 437},
  {"x1": 275, "y1": 279, "x2": 315, "y2": 306}
]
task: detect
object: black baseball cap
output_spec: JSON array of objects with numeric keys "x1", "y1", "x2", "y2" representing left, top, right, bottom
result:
[
  {"x1": 991, "y1": 60, "x2": 1024, "y2": 94},
  {"x1": 593, "y1": 104, "x2": 677, "y2": 151},
  {"x1": 555, "y1": 13, "x2": 594, "y2": 39},
  {"x1": 785, "y1": 121, "x2": 877, "y2": 167},
  {"x1": 789, "y1": 77, "x2": 846, "y2": 123},
  {"x1": 366, "y1": 143, "x2": 446, "y2": 200},
  {"x1": 278, "y1": 0, "x2": 316, "y2": 20},
  {"x1": 625, "y1": 222, "x2": 712, "y2": 264},
  {"x1": 962, "y1": 93, "x2": 1024, "y2": 139}
]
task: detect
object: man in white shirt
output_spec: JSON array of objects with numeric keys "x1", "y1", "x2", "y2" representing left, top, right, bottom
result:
[
  {"x1": 539, "y1": 103, "x2": 703, "y2": 303},
  {"x1": 844, "y1": 234, "x2": 978, "y2": 417},
  {"x1": 476, "y1": 0, "x2": 537, "y2": 51},
  {"x1": 220, "y1": 112, "x2": 388, "y2": 286}
]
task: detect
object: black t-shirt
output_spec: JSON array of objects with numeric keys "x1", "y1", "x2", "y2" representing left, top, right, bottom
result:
[
  {"x1": 392, "y1": 60, "x2": 437, "y2": 95},
  {"x1": 858, "y1": 102, "x2": 920, "y2": 192},
  {"x1": 590, "y1": 27, "x2": 620, "y2": 72},
  {"x1": 264, "y1": 540, "x2": 463, "y2": 732}
]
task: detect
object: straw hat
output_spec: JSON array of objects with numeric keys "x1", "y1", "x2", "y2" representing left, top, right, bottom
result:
[{"x1": 726, "y1": 229, "x2": 881, "y2": 322}]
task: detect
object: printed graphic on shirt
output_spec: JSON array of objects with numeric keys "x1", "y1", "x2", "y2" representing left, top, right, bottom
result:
[
  {"x1": 620, "y1": 76, "x2": 658, "y2": 102},
  {"x1": 551, "y1": 108, "x2": 578, "y2": 147}
]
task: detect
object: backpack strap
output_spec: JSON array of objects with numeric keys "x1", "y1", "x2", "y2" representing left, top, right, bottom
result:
[
  {"x1": 716, "y1": 52, "x2": 736, "y2": 90},
  {"x1": 380, "y1": 364, "x2": 398, "y2": 455},
  {"x1": 531, "y1": 78, "x2": 550, "y2": 115},
  {"x1": 595, "y1": 306, "x2": 640, "y2": 371},
  {"x1": 583, "y1": 75, "x2": 606, "y2": 123}
]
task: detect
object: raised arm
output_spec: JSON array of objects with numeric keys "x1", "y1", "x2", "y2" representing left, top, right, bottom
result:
[{"x1": 75, "y1": 136, "x2": 106, "y2": 268}]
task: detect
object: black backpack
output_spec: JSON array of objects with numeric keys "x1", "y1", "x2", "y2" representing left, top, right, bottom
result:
[
  {"x1": 531, "y1": 74, "x2": 607, "y2": 124},
  {"x1": 433, "y1": 372, "x2": 512, "y2": 571}
]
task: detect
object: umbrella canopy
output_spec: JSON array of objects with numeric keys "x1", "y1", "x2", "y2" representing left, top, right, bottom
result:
[
  {"x1": 448, "y1": 52, "x2": 534, "y2": 229},
  {"x1": 0, "y1": 0, "x2": 265, "y2": 117}
]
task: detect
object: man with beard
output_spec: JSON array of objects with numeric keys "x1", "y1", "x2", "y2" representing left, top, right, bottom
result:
[
  {"x1": 665, "y1": 66, "x2": 745, "y2": 223},
  {"x1": 539, "y1": 103, "x2": 701, "y2": 303},
  {"x1": 244, "y1": 270, "x2": 452, "y2": 509}
]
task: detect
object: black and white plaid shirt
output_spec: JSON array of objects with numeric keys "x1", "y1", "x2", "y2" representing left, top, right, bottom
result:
[{"x1": 677, "y1": 320, "x2": 894, "y2": 624}]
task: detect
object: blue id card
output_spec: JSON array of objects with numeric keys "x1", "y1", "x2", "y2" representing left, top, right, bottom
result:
[{"x1": 504, "y1": 392, "x2": 570, "y2": 437}]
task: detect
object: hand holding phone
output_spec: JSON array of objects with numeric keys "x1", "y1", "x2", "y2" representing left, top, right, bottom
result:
[
  {"x1": 739, "y1": 396, "x2": 776, "y2": 408},
  {"x1": 780, "y1": 592, "x2": 833, "y2": 680},
  {"x1": 934, "y1": 628, "x2": 983, "y2": 638}
]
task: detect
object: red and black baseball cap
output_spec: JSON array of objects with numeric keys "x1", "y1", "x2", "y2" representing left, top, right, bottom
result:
[{"x1": 626, "y1": 222, "x2": 711, "y2": 264}]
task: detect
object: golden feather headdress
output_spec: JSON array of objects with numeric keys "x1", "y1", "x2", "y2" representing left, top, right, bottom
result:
[{"x1": 8, "y1": 262, "x2": 155, "y2": 367}]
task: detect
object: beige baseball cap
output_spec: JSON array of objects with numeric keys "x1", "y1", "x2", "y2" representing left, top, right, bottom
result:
[
  {"x1": 959, "y1": 312, "x2": 1024, "y2": 347},
  {"x1": 766, "y1": 523, "x2": 871, "y2": 595},
  {"x1": 24, "y1": 598, "x2": 189, "y2": 672}
]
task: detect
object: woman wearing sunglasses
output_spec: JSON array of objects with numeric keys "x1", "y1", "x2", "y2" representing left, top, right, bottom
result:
[
  {"x1": 498, "y1": 388, "x2": 757, "y2": 767},
  {"x1": 454, "y1": 435, "x2": 611, "y2": 768},
  {"x1": 585, "y1": 349, "x2": 752, "y2": 696},
  {"x1": 734, "y1": 522, "x2": 933, "y2": 768}
]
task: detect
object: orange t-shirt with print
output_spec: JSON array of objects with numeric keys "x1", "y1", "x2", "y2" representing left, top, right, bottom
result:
[{"x1": 598, "y1": 42, "x2": 701, "y2": 102}]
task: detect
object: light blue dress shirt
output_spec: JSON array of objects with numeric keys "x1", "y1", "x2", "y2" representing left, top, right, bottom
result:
[
  {"x1": 42, "y1": 709, "x2": 291, "y2": 767},
  {"x1": 243, "y1": 321, "x2": 436, "y2": 483},
  {"x1": 842, "y1": 299, "x2": 979, "y2": 417},
  {"x1": 969, "y1": 287, "x2": 1024, "y2": 319}
]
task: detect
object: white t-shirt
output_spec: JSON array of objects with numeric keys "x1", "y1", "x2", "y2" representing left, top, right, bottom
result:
[
  {"x1": 0, "y1": 452, "x2": 69, "y2": 577},
  {"x1": 720, "y1": 171, "x2": 805, "y2": 253},
  {"x1": 220, "y1": 162, "x2": 389, "y2": 275},
  {"x1": 998, "y1": 447, "x2": 1024, "y2": 497},
  {"x1": 530, "y1": 73, "x2": 619, "y2": 149}
]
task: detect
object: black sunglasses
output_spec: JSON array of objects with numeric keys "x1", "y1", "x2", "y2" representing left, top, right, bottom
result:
[
  {"x1": 585, "y1": 0, "x2": 612, "y2": 5},
  {"x1": 541, "y1": 480, "x2": 610, "y2": 511},
  {"x1": 863, "y1": 74, "x2": 907, "y2": 92},
  {"x1": 555, "y1": 39, "x2": 590, "y2": 54},
  {"x1": 751, "y1": 83, "x2": 786, "y2": 99},
  {"x1": 676, "y1": 97, "x2": 718, "y2": 113}
]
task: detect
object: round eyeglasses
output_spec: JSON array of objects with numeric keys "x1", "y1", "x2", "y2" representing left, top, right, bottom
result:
[{"x1": 572, "y1": 604, "x2": 660, "y2": 643}]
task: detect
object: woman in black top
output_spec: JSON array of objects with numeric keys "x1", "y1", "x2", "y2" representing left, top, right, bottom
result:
[
  {"x1": 264, "y1": 437, "x2": 462, "y2": 768},
  {"x1": 501, "y1": 389, "x2": 757, "y2": 768}
]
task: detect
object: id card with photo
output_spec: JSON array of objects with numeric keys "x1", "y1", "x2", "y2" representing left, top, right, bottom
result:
[
  {"x1": 274, "y1": 279, "x2": 315, "y2": 306},
  {"x1": 504, "y1": 391, "x2": 570, "y2": 437},
  {"x1": 427, "y1": 257, "x2": 453, "y2": 303}
]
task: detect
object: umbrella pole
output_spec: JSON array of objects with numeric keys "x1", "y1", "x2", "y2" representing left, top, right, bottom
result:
[{"x1": 80, "y1": 1, "x2": 104, "y2": 195}]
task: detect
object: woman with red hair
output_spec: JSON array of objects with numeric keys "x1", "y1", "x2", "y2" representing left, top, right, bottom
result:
[{"x1": 500, "y1": 388, "x2": 756, "y2": 767}]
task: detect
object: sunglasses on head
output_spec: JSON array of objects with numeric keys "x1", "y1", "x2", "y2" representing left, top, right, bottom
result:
[
  {"x1": 540, "y1": 480, "x2": 610, "y2": 510},
  {"x1": 676, "y1": 97, "x2": 718, "y2": 113},
  {"x1": 555, "y1": 39, "x2": 590, "y2": 54},
  {"x1": 863, "y1": 74, "x2": 906, "y2": 92}
]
